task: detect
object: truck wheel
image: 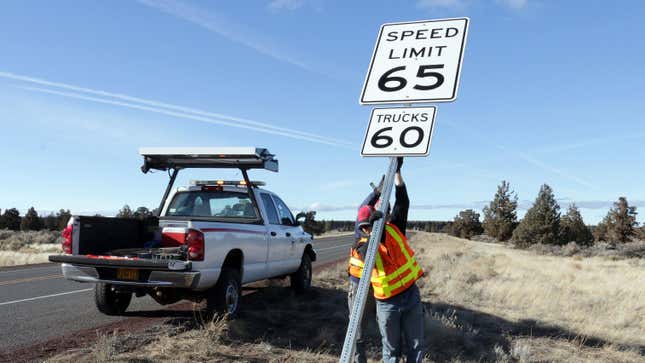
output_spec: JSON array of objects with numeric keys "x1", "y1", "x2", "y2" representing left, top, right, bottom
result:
[
  {"x1": 290, "y1": 254, "x2": 312, "y2": 293},
  {"x1": 94, "y1": 283, "x2": 132, "y2": 315},
  {"x1": 207, "y1": 267, "x2": 242, "y2": 317}
]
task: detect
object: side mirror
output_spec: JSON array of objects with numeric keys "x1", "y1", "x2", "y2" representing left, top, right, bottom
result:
[{"x1": 295, "y1": 212, "x2": 306, "y2": 225}]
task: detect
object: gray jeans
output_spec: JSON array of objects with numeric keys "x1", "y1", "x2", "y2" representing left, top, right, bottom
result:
[
  {"x1": 348, "y1": 279, "x2": 376, "y2": 363},
  {"x1": 375, "y1": 284, "x2": 424, "y2": 363}
]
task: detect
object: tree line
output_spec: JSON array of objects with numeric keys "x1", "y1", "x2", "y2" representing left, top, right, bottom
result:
[
  {"x1": 0, "y1": 207, "x2": 72, "y2": 231},
  {"x1": 0, "y1": 205, "x2": 156, "y2": 232},
  {"x1": 449, "y1": 181, "x2": 642, "y2": 246}
]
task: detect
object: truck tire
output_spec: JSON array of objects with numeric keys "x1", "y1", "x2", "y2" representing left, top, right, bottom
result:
[
  {"x1": 290, "y1": 254, "x2": 312, "y2": 293},
  {"x1": 94, "y1": 283, "x2": 132, "y2": 315},
  {"x1": 207, "y1": 267, "x2": 242, "y2": 317}
]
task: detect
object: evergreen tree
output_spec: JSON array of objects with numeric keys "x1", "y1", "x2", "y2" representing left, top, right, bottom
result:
[
  {"x1": 603, "y1": 197, "x2": 638, "y2": 243},
  {"x1": 1, "y1": 208, "x2": 21, "y2": 231},
  {"x1": 20, "y1": 207, "x2": 44, "y2": 231},
  {"x1": 560, "y1": 204, "x2": 593, "y2": 245},
  {"x1": 482, "y1": 181, "x2": 518, "y2": 241},
  {"x1": 116, "y1": 205, "x2": 134, "y2": 219},
  {"x1": 43, "y1": 213, "x2": 59, "y2": 231},
  {"x1": 300, "y1": 211, "x2": 324, "y2": 235},
  {"x1": 512, "y1": 184, "x2": 561, "y2": 247},
  {"x1": 57, "y1": 209, "x2": 72, "y2": 230},
  {"x1": 450, "y1": 209, "x2": 484, "y2": 239},
  {"x1": 134, "y1": 206, "x2": 154, "y2": 220}
]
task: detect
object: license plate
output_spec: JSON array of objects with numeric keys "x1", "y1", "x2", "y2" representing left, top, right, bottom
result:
[{"x1": 116, "y1": 268, "x2": 139, "y2": 281}]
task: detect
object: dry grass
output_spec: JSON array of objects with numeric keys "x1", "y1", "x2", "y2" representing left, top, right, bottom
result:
[
  {"x1": 0, "y1": 230, "x2": 62, "y2": 266},
  {"x1": 414, "y1": 233, "x2": 645, "y2": 348},
  {"x1": 47, "y1": 232, "x2": 644, "y2": 362}
]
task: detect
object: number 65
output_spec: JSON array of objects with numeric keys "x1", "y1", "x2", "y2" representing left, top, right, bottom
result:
[{"x1": 377, "y1": 65, "x2": 445, "y2": 92}]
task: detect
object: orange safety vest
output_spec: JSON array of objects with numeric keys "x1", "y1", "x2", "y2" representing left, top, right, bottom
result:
[
  {"x1": 348, "y1": 236, "x2": 368, "y2": 279},
  {"x1": 347, "y1": 224, "x2": 424, "y2": 300}
]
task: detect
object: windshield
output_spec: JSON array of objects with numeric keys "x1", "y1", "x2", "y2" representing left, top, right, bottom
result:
[{"x1": 165, "y1": 191, "x2": 258, "y2": 219}]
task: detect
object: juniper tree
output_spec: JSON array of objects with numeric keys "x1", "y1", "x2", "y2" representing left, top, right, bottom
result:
[
  {"x1": 512, "y1": 184, "x2": 561, "y2": 247},
  {"x1": 43, "y1": 213, "x2": 59, "y2": 231},
  {"x1": 1, "y1": 208, "x2": 21, "y2": 231},
  {"x1": 116, "y1": 205, "x2": 134, "y2": 219},
  {"x1": 482, "y1": 181, "x2": 518, "y2": 241},
  {"x1": 451, "y1": 209, "x2": 484, "y2": 239},
  {"x1": 134, "y1": 206, "x2": 154, "y2": 220},
  {"x1": 20, "y1": 207, "x2": 44, "y2": 231},
  {"x1": 603, "y1": 197, "x2": 638, "y2": 243},
  {"x1": 57, "y1": 209, "x2": 72, "y2": 230},
  {"x1": 560, "y1": 204, "x2": 593, "y2": 245}
]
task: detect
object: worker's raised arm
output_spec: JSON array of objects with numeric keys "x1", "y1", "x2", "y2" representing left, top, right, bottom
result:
[{"x1": 389, "y1": 159, "x2": 409, "y2": 236}]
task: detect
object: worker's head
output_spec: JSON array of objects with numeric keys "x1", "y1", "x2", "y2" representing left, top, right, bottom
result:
[{"x1": 357, "y1": 205, "x2": 374, "y2": 235}]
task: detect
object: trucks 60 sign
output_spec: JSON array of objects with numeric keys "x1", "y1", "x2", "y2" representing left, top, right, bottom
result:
[
  {"x1": 361, "y1": 107, "x2": 436, "y2": 157},
  {"x1": 360, "y1": 18, "x2": 469, "y2": 104}
]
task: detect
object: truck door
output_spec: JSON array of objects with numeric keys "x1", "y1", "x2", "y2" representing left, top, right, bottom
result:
[
  {"x1": 260, "y1": 193, "x2": 292, "y2": 276},
  {"x1": 270, "y1": 195, "x2": 300, "y2": 267}
]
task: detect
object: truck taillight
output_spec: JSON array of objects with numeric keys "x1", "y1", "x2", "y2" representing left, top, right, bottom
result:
[
  {"x1": 61, "y1": 224, "x2": 73, "y2": 254},
  {"x1": 185, "y1": 229, "x2": 204, "y2": 261}
]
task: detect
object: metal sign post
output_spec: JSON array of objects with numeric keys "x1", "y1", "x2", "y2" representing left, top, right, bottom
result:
[{"x1": 339, "y1": 156, "x2": 398, "y2": 363}]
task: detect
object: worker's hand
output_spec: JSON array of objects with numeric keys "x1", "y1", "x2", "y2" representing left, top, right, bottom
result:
[
  {"x1": 373, "y1": 174, "x2": 385, "y2": 195},
  {"x1": 396, "y1": 157, "x2": 404, "y2": 172},
  {"x1": 369, "y1": 210, "x2": 384, "y2": 225}
]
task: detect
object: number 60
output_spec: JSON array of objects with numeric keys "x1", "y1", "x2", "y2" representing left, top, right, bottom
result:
[{"x1": 371, "y1": 126, "x2": 425, "y2": 149}]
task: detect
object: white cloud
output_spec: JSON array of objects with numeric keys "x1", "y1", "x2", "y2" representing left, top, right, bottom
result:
[
  {"x1": 268, "y1": 0, "x2": 305, "y2": 11},
  {"x1": 496, "y1": 0, "x2": 528, "y2": 9},
  {"x1": 417, "y1": 0, "x2": 467, "y2": 10}
]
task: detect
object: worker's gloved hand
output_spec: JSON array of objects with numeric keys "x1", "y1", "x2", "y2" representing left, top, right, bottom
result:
[
  {"x1": 372, "y1": 174, "x2": 385, "y2": 196},
  {"x1": 396, "y1": 157, "x2": 404, "y2": 172},
  {"x1": 369, "y1": 210, "x2": 384, "y2": 225}
]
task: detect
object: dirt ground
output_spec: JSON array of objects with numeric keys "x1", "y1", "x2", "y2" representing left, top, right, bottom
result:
[{"x1": 48, "y1": 232, "x2": 645, "y2": 362}]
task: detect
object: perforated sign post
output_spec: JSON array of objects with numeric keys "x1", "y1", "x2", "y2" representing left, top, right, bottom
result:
[
  {"x1": 360, "y1": 18, "x2": 469, "y2": 104},
  {"x1": 340, "y1": 18, "x2": 468, "y2": 363}
]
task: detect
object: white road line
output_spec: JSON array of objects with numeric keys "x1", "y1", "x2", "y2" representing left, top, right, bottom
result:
[{"x1": 0, "y1": 288, "x2": 93, "y2": 307}]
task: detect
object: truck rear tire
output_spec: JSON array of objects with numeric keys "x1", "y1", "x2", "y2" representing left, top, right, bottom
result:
[
  {"x1": 290, "y1": 254, "x2": 312, "y2": 293},
  {"x1": 207, "y1": 267, "x2": 242, "y2": 317},
  {"x1": 94, "y1": 283, "x2": 132, "y2": 315}
]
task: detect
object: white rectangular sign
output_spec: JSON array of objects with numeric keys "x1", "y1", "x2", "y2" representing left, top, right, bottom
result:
[
  {"x1": 361, "y1": 107, "x2": 437, "y2": 157},
  {"x1": 360, "y1": 18, "x2": 469, "y2": 105}
]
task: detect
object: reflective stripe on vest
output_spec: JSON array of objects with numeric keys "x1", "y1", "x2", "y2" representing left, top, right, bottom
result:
[
  {"x1": 347, "y1": 237, "x2": 368, "y2": 278},
  {"x1": 370, "y1": 224, "x2": 423, "y2": 299}
]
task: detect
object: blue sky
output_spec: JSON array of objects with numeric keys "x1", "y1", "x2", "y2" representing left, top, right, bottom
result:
[{"x1": 1, "y1": 0, "x2": 644, "y2": 224}]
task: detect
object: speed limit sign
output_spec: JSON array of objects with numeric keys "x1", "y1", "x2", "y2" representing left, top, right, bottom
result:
[
  {"x1": 360, "y1": 18, "x2": 469, "y2": 104},
  {"x1": 361, "y1": 107, "x2": 436, "y2": 157}
]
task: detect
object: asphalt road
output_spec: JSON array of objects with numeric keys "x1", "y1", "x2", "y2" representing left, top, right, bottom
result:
[{"x1": 0, "y1": 235, "x2": 352, "y2": 353}]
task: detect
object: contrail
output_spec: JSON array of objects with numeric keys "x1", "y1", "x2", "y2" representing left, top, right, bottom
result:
[
  {"x1": 441, "y1": 120, "x2": 595, "y2": 189},
  {"x1": 136, "y1": 0, "x2": 313, "y2": 72},
  {"x1": 0, "y1": 71, "x2": 353, "y2": 147},
  {"x1": 20, "y1": 86, "x2": 353, "y2": 148}
]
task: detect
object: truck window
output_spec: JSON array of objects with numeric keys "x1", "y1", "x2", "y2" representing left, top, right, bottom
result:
[
  {"x1": 272, "y1": 196, "x2": 295, "y2": 226},
  {"x1": 260, "y1": 193, "x2": 280, "y2": 225},
  {"x1": 166, "y1": 191, "x2": 258, "y2": 219}
]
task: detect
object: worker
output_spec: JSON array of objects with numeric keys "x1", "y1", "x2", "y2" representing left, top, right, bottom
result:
[{"x1": 349, "y1": 157, "x2": 425, "y2": 363}]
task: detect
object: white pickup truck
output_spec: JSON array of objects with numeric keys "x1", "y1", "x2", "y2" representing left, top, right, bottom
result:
[{"x1": 50, "y1": 147, "x2": 315, "y2": 317}]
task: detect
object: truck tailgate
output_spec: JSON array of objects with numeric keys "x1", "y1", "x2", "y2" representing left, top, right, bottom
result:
[{"x1": 49, "y1": 254, "x2": 191, "y2": 271}]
